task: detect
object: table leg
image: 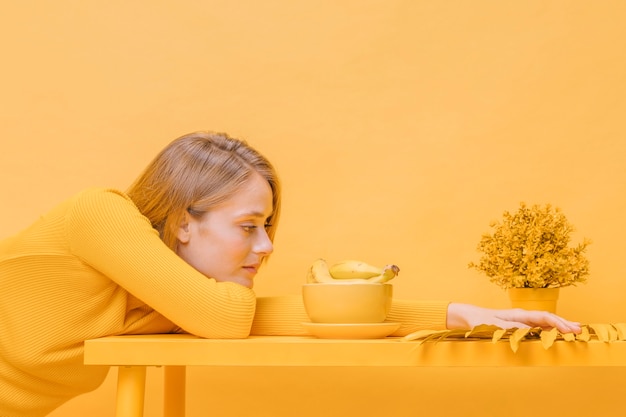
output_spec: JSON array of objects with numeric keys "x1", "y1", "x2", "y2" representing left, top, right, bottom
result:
[
  {"x1": 115, "y1": 366, "x2": 147, "y2": 417},
  {"x1": 163, "y1": 366, "x2": 186, "y2": 417}
]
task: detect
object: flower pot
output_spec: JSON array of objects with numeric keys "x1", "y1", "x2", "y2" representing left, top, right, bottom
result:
[{"x1": 507, "y1": 288, "x2": 560, "y2": 313}]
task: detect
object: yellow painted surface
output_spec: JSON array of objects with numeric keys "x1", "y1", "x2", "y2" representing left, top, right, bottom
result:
[
  {"x1": 83, "y1": 334, "x2": 626, "y2": 367},
  {"x1": 81, "y1": 335, "x2": 626, "y2": 417},
  {"x1": 1, "y1": 1, "x2": 625, "y2": 416}
]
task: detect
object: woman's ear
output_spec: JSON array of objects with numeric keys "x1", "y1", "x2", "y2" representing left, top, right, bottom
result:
[{"x1": 176, "y1": 211, "x2": 192, "y2": 244}]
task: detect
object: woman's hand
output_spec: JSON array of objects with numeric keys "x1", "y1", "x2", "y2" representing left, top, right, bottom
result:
[{"x1": 446, "y1": 303, "x2": 582, "y2": 334}]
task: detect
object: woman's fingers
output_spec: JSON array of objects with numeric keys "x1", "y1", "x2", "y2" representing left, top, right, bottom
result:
[{"x1": 496, "y1": 309, "x2": 581, "y2": 334}]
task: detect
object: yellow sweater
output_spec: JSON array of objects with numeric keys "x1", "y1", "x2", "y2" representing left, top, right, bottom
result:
[{"x1": 0, "y1": 188, "x2": 449, "y2": 416}]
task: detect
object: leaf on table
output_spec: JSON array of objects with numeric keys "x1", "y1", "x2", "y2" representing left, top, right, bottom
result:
[
  {"x1": 404, "y1": 323, "x2": 626, "y2": 353},
  {"x1": 492, "y1": 328, "x2": 507, "y2": 343},
  {"x1": 420, "y1": 331, "x2": 454, "y2": 344},
  {"x1": 465, "y1": 325, "x2": 501, "y2": 339},
  {"x1": 613, "y1": 323, "x2": 626, "y2": 341},
  {"x1": 509, "y1": 328, "x2": 531, "y2": 353},
  {"x1": 540, "y1": 328, "x2": 558, "y2": 350},
  {"x1": 576, "y1": 325, "x2": 590, "y2": 342},
  {"x1": 589, "y1": 323, "x2": 612, "y2": 342},
  {"x1": 562, "y1": 332, "x2": 576, "y2": 342},
  {"x1": 440, "y1": 329, "x2": 472, "y2": 341},
  {"x1": 402, "y1": 329, "x2": 450, "y2": 343}
]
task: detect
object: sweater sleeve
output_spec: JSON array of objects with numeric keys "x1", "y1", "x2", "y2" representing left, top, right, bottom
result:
[
  {"x1": 66, "y1": 188, "x2": 256, "y2": 339},
  {"x1": 250, "y1": 294, "x2": 450, "y2": 336}
]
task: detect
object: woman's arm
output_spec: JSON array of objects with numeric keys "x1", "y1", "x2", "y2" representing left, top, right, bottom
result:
[
  {"x1": 67, "y1": 188, "x2": 257, "y2": 338},
  {"x1": 250, "y1": 296, "x2": 450, "y2": 336},
  {"x1": 446, "y1": 303, "x2": 582, "y2": 333},
  {"x1": 251, "y1": 296, "x2": 582, "y2": 336}
]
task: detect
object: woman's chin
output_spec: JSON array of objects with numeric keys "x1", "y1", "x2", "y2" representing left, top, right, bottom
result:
[{"x1": 214, "y1": 275, "x2": 254, "y2": 289}]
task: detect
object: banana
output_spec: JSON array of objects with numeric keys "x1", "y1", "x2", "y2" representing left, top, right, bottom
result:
[
  {"x1": 367, "y1": 264, "x2": 400, "y2": 283},
  {"x1": 308, "y1": 259, "x2": 372, "y2": 284},
  {"x1": 305, "y1": 268, "x2": 318, "y2": 283},
  {"x1": 307, "y1": 259, "x2": 336, "y2": 283},
  {"x1": 308, "y1": 258, "x2": 400, "y2": 284},
  {"x1": 329, "y1": 260, "x2": 383, "y2": 279}
]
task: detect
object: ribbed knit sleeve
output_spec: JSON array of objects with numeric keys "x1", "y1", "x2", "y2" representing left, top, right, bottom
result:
[
  {"x1": 251, "y1": 296, "x2": 311, "y2": 335},
  {"x1": 250, "y1": 295, "x2": 450, "y2": 336},
  {"x1": 66, "y1": 188, "x2": 257, "y2": 339},
  {"x1": 386, "y1": 299, "x2": 450, "y2": 336}
]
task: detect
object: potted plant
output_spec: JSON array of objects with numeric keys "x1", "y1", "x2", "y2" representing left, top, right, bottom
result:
[{"x1": 468, "y1": 202, "x2": 591, "y2": 313}]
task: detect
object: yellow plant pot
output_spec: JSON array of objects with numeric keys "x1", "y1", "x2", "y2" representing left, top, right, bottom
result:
[{"x1": 507, "y1": 288, "x2": 560, "y2": 314}]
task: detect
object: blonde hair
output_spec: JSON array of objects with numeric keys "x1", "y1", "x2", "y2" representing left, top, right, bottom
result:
[{"x1": 127, "y1": 131, "x2": 281, "y2": 251}]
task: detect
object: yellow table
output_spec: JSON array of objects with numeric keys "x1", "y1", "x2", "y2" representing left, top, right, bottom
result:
[{"x1": 83, "y1": 334, "x2": 626, "y2": 417}]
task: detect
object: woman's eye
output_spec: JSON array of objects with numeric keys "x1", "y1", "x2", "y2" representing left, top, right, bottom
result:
[{"x1": 241, "y1": 221, "x2": 271, "y2": 233}]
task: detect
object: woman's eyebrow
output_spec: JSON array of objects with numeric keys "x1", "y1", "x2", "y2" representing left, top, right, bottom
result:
[{"x1": 235, "y1": 210, "x2": 270, "y2": 218}]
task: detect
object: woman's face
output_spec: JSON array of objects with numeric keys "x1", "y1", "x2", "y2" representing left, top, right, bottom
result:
[{"x1": 176, "y1": 172, "x2": 274, "y2": 288}]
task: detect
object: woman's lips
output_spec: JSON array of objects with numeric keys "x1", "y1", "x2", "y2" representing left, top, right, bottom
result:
[{"x1": 243, "y1": 265, "x2": 259, "y2": 275}]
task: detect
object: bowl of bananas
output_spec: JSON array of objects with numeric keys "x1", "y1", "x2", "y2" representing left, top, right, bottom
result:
[{"x1": 302, "y1": 259, "x2": 399, "y2": 324}]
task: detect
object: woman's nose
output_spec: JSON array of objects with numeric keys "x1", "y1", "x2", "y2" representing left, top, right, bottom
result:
[{"x1": 255, "y1": 230, "x2": 274, "y2": 256}]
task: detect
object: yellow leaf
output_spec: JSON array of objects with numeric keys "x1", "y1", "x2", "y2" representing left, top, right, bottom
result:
[
  {"x1": 540, "y1": 328, "x2": 558, "y2": 350},
  {"x1": 465, "y1": 324, "x2": 501, "y2": 339},
  {"x1": 440, "y1": 329, "x2": 472, "y2": 340},
  {"x1": 562, "y1": 332, "x2": 576, "y2": 342},
  {"x1": 492, "y1": 328, "x2": 507, "y2": 343},
  {"x1": 613, "y1": 323, "x2": 626, "y2": 341},
  {"x1": 589, "y1": 323, "x2": 611, "y2": 342},
  {"x1": 576, "y1": 325, "x2": 590, "y2": 342},
  {"x1": 421, "y1": 331, "x2": 455, "y2": 344},
  {"x1": 509, "y1": 328, "x2": 531, "y2": 353},
  {"x1": 402, "y1": 329, "x2": 449, "y2": 342}
]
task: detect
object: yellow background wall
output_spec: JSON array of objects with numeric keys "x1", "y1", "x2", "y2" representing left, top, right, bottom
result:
[{"x1": 1, "y1": 1, "x2": 625, "y2": 416}]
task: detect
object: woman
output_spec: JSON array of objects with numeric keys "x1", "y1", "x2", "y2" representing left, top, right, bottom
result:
[{"x1": 0, "y1": 131, "x2": 580, "y2": 416}]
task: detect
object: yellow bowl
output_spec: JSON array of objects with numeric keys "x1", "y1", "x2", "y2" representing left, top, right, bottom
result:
[{"x1": 302, "y1": 283, "x2": 393, "y2": 324}]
